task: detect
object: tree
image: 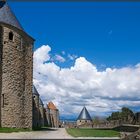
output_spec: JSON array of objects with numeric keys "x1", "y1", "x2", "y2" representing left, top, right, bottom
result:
[
  {"x1": 121, "y1": 107, "x2": 134, "y2": 121},
  {"x1": 106, "y1": 107, "x2": 134, "y2": 122}
]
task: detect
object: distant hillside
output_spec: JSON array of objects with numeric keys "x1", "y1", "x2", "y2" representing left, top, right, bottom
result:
[{"x1": 60, "y1": 116, "x2": 77, "y2": 122}]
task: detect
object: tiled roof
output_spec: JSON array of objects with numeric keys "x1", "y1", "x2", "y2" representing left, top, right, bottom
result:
[
  {"x1": 77, "y1": 106, "x2": 92, "y2": 121},
  {"x1": 0, "y1": 2, "x2": 23, "y2": 30},
  {"x1": 47, "y1": 102, "x2": 57, "y2": 110},
  {"x1": 39, "y1": 98, "x2": 44, "y2": 106}
]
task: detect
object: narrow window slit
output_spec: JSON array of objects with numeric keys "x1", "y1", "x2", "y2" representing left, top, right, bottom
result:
[{"x1": 9, "y1": 32, "x2": 14, "y2": 41}]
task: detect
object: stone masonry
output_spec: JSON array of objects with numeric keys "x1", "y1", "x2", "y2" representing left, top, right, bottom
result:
[
  {"x1": 0, "y1": 24, "x2": 34, "y2": 129},
  {"x1": 0, "y1": 2, "x2": 59, "y2": 129},
  {"x1": 46, "y1": 102, "x2": 59, "y2": 128},
  {"x1": 39, "y1": 98, "x2": 45, "y2": 127},
  {"x1": 32, "y1": 85, "x2": 60, "y2": 128},
  {"x1": 32, "y1": 86, "x2": 40, "y2": 128},
  {"x1": 0, "y1": 3, "x2": 34, "y2": 129},
  {"x1": 0, "y1": 25, "x2": 2, "y2": 127}
]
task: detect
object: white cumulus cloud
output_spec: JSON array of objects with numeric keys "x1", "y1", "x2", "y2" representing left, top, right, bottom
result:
[
  {"x1": 33, "y1": 45, "x2": 140, "y2": 118},
  {"x1": 54, "y1": 54, "x2": 66, "y2": 62}
]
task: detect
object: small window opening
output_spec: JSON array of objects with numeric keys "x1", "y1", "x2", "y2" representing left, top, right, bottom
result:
[{"x1": 9, "y1": 32, "x2": 14, "y2": 41}]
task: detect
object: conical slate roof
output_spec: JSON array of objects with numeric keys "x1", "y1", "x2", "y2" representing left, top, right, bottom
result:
[
  {"x1": 32, "y1": 85, "x2": 39, "y2": 96},
  {"x1": 77, "y1": 106, "x2": 92, "y2": 121},
  {"x1": 0, "y1": 1, "x2": 23, "y2": 30}
]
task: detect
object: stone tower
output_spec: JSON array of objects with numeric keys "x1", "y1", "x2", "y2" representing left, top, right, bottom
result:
[
  {"x1": 47, "y1": 101, "x2": 59, "y2": 128},
  {"x1": 77, "y1": 106, "x2": 92, "y2": 126},
  {"x1": 32, "y1": 85, "x2": 40, "y2": 128},
  {"x1": 0, "y1": 1, "x2": 34, "y2": 128},
  {"x1": 39, "y1": 98, "x2": 45, "y2": 127}
]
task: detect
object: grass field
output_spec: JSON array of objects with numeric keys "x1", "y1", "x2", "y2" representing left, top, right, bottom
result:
[
  {"x1": 0, "y1": 126, "x2": 52, "y2": 133},
  {"x1": 0, "y1": 127, "x2": 30, "y2": 133},
  {"x1": 66, "y1": 128, "x2": 120, "y2": 137}
]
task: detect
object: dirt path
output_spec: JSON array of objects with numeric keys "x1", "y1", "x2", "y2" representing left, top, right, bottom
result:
[{"x1": 0, "y1": 128, "x2": 73, "y2": 139}]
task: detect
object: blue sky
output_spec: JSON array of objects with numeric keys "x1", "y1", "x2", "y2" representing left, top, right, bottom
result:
[
  {"x1": 9, "y1": 1, "x2": 140, "y2": 68},
  {"x1": 8, "y1": 1, "x2": 140, "y2": 118}
]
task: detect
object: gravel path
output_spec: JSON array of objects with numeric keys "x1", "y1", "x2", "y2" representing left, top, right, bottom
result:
[
  {"x1": 0, "y1": 128, "x2": 73, "y2": 139},
  {"x1": 0, "y1": 128, "x2": 120, "y2": 139}
]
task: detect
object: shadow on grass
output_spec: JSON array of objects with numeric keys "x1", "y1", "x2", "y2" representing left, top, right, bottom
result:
[
  {"x1": 112, "y1": 126, "x2": 139, "y2": 132},
  {"x1": 91, "y1": 126, "x2": 139, "y2": 133}
]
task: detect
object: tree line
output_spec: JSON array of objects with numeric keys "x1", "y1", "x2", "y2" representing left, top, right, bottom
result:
[{"x1": 106, "y1": 107, "x2": 134, "y2": 122}]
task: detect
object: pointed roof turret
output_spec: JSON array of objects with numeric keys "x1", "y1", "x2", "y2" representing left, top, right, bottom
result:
[
  {"x1": 77, "y1": 106, "x2": 92, "y2": 121},
  {"x1": 0, "y1": 1, "x2": 23, "y2": 30},
  {"x1": 0, "y1": 0, "x2": 6, "y2": 8},
  {"x1": 32, "y1": 85, "x2": 39, "y2": 96}
]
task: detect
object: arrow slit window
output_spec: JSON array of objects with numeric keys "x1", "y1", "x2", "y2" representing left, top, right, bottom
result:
[{"x1": 9, "y1": 31, "x2": 14, "y2": 41}]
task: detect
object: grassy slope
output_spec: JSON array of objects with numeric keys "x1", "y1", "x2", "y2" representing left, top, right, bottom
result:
[{"x1": 66, "y1": 128, "x2": 120, "y2": 137}]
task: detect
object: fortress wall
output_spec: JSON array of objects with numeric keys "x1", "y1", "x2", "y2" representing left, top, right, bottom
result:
[{"x1": 0, "y1": 25, "x2": 3, "y2": 127}]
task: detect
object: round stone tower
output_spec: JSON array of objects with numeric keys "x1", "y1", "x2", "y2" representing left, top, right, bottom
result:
[
  {"x1": 0, "y1": 1, "x2": 34, "y2": 128},
  {"x1": 76, "y1": 106, "x2": 92, "y2": 127},
  {"x1": 32, "y1": 85, "x2": 40, "y2": 128},
  {"x1": 39, "y1": 98, "x2": 45, "y2": 127}
]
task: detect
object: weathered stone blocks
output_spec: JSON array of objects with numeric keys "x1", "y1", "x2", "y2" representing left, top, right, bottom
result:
[{"x1": 0, "y1": 24, "x2": 34, "y2": 129}]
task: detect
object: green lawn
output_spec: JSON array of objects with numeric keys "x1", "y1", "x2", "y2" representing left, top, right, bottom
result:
[
  {"x1": 0, "y1": 127, "x2": 30, "y2": 133},
  {"x1": 66, "y1": 128, "x2": 120, "y2": 137},
  {"x1": 0, "y1": 126, "x2": 51, "y2": 133}
]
